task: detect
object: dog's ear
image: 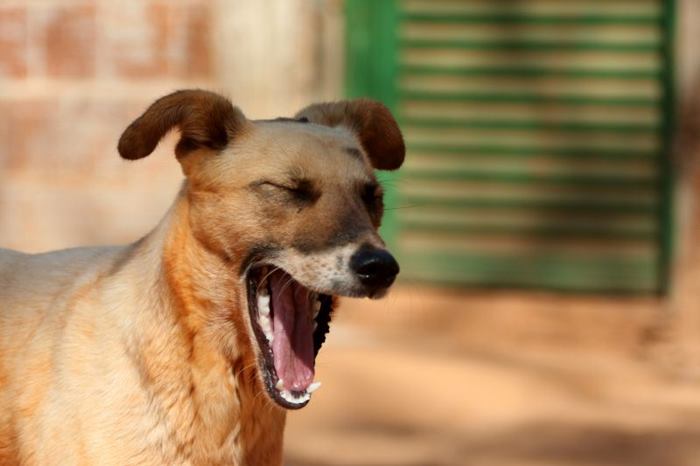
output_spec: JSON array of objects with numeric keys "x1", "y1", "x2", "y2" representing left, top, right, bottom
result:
[
  {"x1": 118, "y1": 89, "x2": 247, "y2": 161},
  {"x1": 294, "y1": 99, "x2": 405, "y2": 170}
]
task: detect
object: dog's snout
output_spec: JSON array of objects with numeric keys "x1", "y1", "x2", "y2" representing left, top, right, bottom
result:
[{"x1": 350, "y1": 246, "x2": 399, "y2": 291}]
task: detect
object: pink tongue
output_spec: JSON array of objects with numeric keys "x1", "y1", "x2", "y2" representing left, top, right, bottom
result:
[{"x1": 270, "y1": 271, "x2": 315, "y2": 392}]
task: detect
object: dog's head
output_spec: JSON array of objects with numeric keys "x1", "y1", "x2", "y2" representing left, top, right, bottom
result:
[{"x1": 118, "y1": 89, "x2": 404, "y2": 409}]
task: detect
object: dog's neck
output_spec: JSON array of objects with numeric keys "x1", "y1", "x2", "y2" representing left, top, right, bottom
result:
[{"x1": 122, "y1": 189, "x2": 286, "y2": 465}]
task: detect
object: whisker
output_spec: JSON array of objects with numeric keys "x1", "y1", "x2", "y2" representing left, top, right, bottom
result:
[
  {"x1": 278, "y1": 276, "x2": 296, "y2": 296},
  {"x1": 384, "y1": 204, "x2": 419, "y2": 210},
  {"x1": 256, "y1": 265, "x2": 283, "y2": 294},
  {"x1": 252, "y1": 385, "x2": 277, "y2": 408},
  {"x1": 233, "y1": 361, "x2": 260, "y2": 381}
]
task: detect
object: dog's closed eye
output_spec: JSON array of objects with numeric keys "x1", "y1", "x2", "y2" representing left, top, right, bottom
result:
[{"x1": 254, "y1": 179, "x2": 320, "y2": 204}]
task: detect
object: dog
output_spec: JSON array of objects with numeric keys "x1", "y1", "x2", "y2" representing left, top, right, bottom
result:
[{"x1": 0, "y1": 89, "x2": 405, "y2": 465}]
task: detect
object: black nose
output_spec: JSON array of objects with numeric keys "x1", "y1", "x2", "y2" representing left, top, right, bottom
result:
[{"x1": 350, "y1": 246, "x2": 400, "y2": 291}]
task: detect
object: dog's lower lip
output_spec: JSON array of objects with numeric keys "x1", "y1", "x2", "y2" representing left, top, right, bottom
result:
[{"x1": 246, "y1": 264, "x2": 333, "y2": 409}]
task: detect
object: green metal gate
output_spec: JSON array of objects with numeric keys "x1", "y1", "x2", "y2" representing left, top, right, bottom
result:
[{"x1": 346, "y1": 0, "x2": 676, "y2": 293}]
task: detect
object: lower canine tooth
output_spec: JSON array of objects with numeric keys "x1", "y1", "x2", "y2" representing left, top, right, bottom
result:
[
  {"x1": 307, "y1": 381, "x2": 322, "y2": 393},
  {"x1": 275, "y1": 379, "x2": 284, "y2": 391}
]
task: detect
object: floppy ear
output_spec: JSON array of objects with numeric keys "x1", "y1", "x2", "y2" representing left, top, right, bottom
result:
[
  {"x1": 294, "y1": 99, "x2": 405, "y2": 170},
  {"x1": 118, "y1": 89, "x2": 247, "y2": 160}
]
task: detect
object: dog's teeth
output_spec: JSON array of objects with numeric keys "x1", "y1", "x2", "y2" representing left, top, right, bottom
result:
[
  {"x1": 313, "y1": 321, "x2": 318, "y2": 331},
  {"x1": 258, "y1": 294, "x2": 270, "y2": 315},
  {"x1": 259, "y1": 314, "x2": 273, "y2": 342},
  {"x1": 307, "y1": 381, "x2": 322, "y2": 394},
  {"x1": 275, "y1": 379, "x2": 284, "y2": 391},
  {"x1": 279, "y1": 389, "x2": 311, "y2": 405},
  {"x1": 313, "y1": 299, "x2": 321, "y2": 318},
  {"x1": 260, "y1": 316, "x2": 273, "y2": 343},
  {"x1": 257, "y1": 293, "x2": 273, "y2": 342}
]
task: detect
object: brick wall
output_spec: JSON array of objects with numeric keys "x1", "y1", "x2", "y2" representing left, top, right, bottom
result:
[{"x1": 0, "y1": 0, "x2": 342, "y2": 252}]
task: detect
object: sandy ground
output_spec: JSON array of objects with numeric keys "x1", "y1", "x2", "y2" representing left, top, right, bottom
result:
[{"x1": 283, "y1": 285, "x2": 700, "y2": 466}]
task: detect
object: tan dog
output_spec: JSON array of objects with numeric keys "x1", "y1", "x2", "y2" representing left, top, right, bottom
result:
[{"x1": 0, "y1": 90, "x2": 404, "y2": 465}]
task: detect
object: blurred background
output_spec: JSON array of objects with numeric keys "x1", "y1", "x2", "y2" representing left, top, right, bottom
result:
[{"x1": 2, "y1": 0, "x2": 700, "y2": 465}]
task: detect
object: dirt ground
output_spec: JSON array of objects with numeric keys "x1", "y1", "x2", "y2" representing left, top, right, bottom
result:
[{"x1": 284, "y1": 285, "x2": 700, "y2": 466}]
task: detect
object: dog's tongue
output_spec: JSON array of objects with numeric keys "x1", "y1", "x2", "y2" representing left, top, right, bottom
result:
[{"x1": 269, "y1": 271, "x2": 315, "y2": 392}]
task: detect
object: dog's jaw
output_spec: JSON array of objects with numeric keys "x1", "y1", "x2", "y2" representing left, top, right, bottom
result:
[
  {"x1": 245, "y1": 264, "x2": 334, "y2": 409},
  {"x1": 239, "y1": 240, "x2": 397, "y2": 409}
]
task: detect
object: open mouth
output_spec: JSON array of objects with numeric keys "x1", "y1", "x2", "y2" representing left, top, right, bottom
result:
[{"x1": 246, "y1": 265, "x2": 334, "y2": 409}]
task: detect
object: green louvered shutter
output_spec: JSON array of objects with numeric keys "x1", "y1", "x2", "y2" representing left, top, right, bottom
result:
[{"x1": 346, "y1": 0, "x2": 676, "y2": 293}]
